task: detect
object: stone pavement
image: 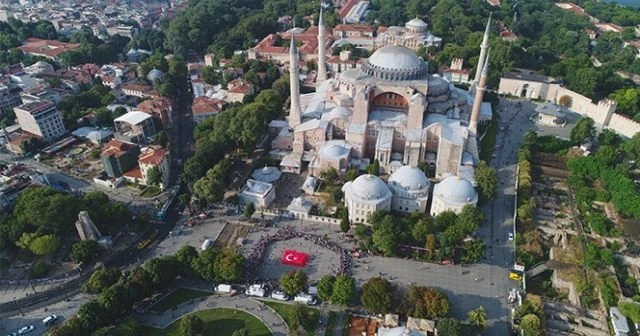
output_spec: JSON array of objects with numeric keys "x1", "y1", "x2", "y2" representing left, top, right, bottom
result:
[{"x1": 134, "y1": 293, "x2": 289, "y2": 336}]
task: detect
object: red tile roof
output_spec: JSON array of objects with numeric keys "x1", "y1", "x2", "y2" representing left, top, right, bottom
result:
[
  {"x1": 17, "y1": 38, "x2": 81, "y2": 58},
  {"x1": 334, "y1": 24, "x2": 374, "y2": 33},
  {"x1": 192, "y1": 97, "x2": 224, "y2": 115},
  {"x1": 102, "y1": 139, "x2": 137, "y2": 158},
  {"x1": 139, "y1": 146, "x2": 167, "y2": 165},
  {"x1": 339, "y1": 0, "x2": 359, "y2": 19},
  {"x1": 136, "y1": 97, "x2": 172, "y2": 114},
  {"x1": 123, "y1": 166, "x2": 143, "y2": 179}
]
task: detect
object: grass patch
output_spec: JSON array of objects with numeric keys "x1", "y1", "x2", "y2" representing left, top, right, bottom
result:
[
  {"x1": 479, "y1": 111, "x2": 501, "y2": 162},
  {"x1": 141, "y1": 185, "x2": 162, "y2": 197},
  {"x1": 138, "y1": 308, "x2": 270, "y2": 336},
  {"x1": 263, "y1": 300, "x2": 320, "y2": 336},
  {"x1": 149, "y1": 288, "x2": 212, "y2": 313},
  {"x1": 619, "y1": 302, "x2": 640, "y2": 323},
  {"x1": 326, "y1": 311, "x2": 337, "y2": 335}
]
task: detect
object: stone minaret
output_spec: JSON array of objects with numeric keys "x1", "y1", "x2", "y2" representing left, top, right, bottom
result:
[
  {"x1": 474, "y1": 13, "x2": 492, "y2": 84},
  {"x1": 289, "y1": 34, "x2": 302, "y2": 129},
  {"x1": 469, "y1": 49, "x2": 489, "y2": 134},
  {"x1": 316, "y1": 7, "x2": 328, "y2": 84}
]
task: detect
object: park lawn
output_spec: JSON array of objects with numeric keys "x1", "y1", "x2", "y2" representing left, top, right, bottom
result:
[
  {"x1": 150, "y1": 288, "x2": 212, "y2": 313},
  {"x1": 141, "y1": 185, "x2": 162, "y2": 197},
  {"x1": 138, "y1": 308, "x2": 271, "y2": 336},
  {"x1": 263, "y1": 301, "x2": 320, "y2": 336}
]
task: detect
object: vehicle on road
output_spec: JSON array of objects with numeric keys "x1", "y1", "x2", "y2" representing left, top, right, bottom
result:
[
  {"x1": 17, "y1": 326, "x2": 34, "y2": 335},
  {"x1": 6, "y1": 332, "x2": 17, "y2": 336},
  {"x1": 214, "y1": 284, "x2": 235, "y2": 294},
  {"x1": 245, "y1": 284, "x2": 266, "y2": 297},
  {"x1": 508, "y1": 232, "x2": 514, "y2": 241},
  {"x1": 42, "y1": 314, "x2": 58, "y2": 326},
  {"x1": 270, "y1": 291, "x2": 290, "y2": 301},
  {"x1": 294, "y1": 293, "x2": 316, "y2": 305},
  {"x1": 201, "y1": 239, "x2": 213, "y2": 251},
  {"x1": 509, "y1": 270, "x2": 523, "y2": 281}
]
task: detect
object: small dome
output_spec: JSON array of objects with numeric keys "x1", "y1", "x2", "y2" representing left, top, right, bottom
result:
[
  {"x1": 319, "y1": 140, "x2": 350, "y2": 159},
  {"x1": 406, "y1": 18, "x2": 428, "y2": 29},
  {"x1": 434, "y1": 176, "x2": 477, "y2": 205},
  {"x1": 251, "y1": 166, "x2": 281, "y2": 183},
  {"x1": 389, "y1": 166, "x2": 429, "y2": 192},
  {"x1": 351, "y1": 174, "x2": 391, "y2": 201},
  {"x1": 147, "y1": 68, "x2": 164, "y2": 82}
]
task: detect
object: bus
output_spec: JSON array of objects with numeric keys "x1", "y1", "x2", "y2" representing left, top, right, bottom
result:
[{"x1": 156, "y1": 185, "x2": 180, "y2": 220}]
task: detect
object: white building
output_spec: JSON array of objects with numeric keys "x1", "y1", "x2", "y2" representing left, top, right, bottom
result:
[
  {"x1": 388, "y1": 166, "x2": 430, "y2": 214},
  {"x1": 430, "y1": 176, "x2": 478, "y2": 216},
  {"x1": 610, "y1": 307, "x2": 630, "y2": 336},
  {"x1": 14, "y1": 100, "x2": 66, "y2": 142},
  {"x1": 239, "y1": 179, "x2": 276, "y2": 208},
  {"x1": 114, "y1": 111, "x2": 156, "y2": 144},
  {"x1": 342, "y1": 174, "x2": 392, "y2": 224},
  {"x1": 138, "y1": 146, "x2": 170, "y2": 189},
  {"x1": 251, "y1": 166, "x2": 282, "y2": 183},
  {"x1": 375, "y1": 18, "x2": 443, "y2": 51}
]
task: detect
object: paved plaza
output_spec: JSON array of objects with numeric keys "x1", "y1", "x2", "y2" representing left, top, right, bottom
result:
[{"x1": 256, "y1": 237, "x2": 344, "y2": 282}]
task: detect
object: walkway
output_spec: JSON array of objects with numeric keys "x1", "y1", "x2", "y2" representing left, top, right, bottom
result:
[
  {"x1": 134, "y1": 294, "x2": 289, "y2": 336},
  {"x1": 333, "y1": 312, "x2": 346, "y2": 336}
]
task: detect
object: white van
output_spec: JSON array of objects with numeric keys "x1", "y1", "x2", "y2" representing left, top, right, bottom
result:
[
  {"x1": 201, "y1": 239, "x2": 213, "y2": 251},
  {"x1": 270, "y1": 291, "x2": 289, "y2": 301},
  {"x1": 245, "y1": 284, "x2": 266, "y2": 297},
  {"x1": 294, "y1": 293, "x2": 316, "y2": 305},
  {"x1": 42, "y1": 314, "x2": 58, "y2": 326},
  {"x1": 215, "y1": 284, "x2": 233, "y2": 293}
]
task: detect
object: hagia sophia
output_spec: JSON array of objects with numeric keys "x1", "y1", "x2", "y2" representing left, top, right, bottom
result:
[{"x1": 270, "y1": 11, "x2": 493, "y2": 223}]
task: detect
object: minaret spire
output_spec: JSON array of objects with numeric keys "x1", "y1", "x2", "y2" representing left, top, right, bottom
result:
[
  {"x1": 289, "y1": 33, "x2": 302, "y2": 129},
  {"x1": 316, "y1": 6, "x2": 328, "y2": 84},
  {"x1": 474, "y1": 13, "x2": 492, "y2": 84},
  {"x1": 470, "y1": 48, "x2": 490, "y2": 134}
]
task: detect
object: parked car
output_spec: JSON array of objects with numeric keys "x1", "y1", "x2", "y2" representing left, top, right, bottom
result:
[
  {"x1": 17, "y1": 326, "x2": 34, "y2": 335},
  {"x1": 508, "y1": 232, "x2": 514, "y2": 241}
]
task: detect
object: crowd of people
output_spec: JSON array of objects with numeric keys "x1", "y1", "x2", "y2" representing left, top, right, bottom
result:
[{"x1": 245, "y1": 226, "x2": 352, "y2": 279}]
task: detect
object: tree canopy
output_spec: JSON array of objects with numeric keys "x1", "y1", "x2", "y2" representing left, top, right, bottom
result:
[{"x1": 360, "y1": 277, "x2": 393, "y2": 314}]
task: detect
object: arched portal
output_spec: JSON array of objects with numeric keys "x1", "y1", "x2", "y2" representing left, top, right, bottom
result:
[{"x1": 371, "y1": 92, "x2": 409, "y2": 111}]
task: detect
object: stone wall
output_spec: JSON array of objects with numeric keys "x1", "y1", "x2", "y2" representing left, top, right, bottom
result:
[{"x1": 499, "y1": 76, "x2": 639, "y2": 138}]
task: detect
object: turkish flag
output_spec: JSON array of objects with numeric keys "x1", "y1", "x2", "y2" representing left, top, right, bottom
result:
[{"x1": 282, "y1": 250, "x2": 309, "y2": 267}]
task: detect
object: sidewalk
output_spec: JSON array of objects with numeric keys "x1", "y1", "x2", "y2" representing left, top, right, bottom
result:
[{"x1": 135, "y1": 294, "x2": 289, "y2": 336}]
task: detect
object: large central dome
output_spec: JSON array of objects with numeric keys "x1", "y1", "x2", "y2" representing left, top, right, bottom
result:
[{"x1": 361, "y1": 45, "x2": 428, "y2": 81}]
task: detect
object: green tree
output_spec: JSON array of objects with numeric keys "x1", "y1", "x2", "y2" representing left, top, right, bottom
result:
[
  {"x1": 609, "y1": 87, "x2": 640, "y2": 118},
  {"x1": 436, "y1": 318, "x2": 463, "y2": 336},
  {"x1": 360, "y1": 277, "x2": 393, "y2": 314},
  {"x1": 146, "y1": 166, "x2": 162, "y2": 187},
  {"x1": 243, "y1": 202, "x2": 255, "y2": 219},
  {"x1": 331, "y1": 275, "x2": 356, "y2": 305},
  {"x1": 316, "y1": 275, "x2": 335, "y2": 302},
  {"x1": 474, "y1": 161, "x2": 499, "y2": 200},
  {"x1": 26, "y1": 234, "x2": 60, "y2": 256},
  {"x1": 84, "y1": 267, "x2": 122, "y2": 294},
  {"x1": 175, "y1": 245, "x2": 199, "y2": 266},
  {"x1": 154, "y1": 131, "x2": 169, "y2": 147},
  {"x1": 320, "y1": 168, "x2": 339, "y2": 185},
  {"x1": 371, "y1": 216, "x2": 400, "y2": 256},
  {"x1": 340, "y1": 210, "x2": 350, "y2": 233},
  {"x1": 344, "y1": 169, "x2": 359, "y2": 182},
  {"x1": 408, "y1": 286, "x2": 450, "y2": 319},
  {"x1": 191, "y1": 248, "x2": 220, "y2": 281},
  {"x1": 70, "y1": 240, "x2": 99, "y2": 263},
  {"x1": 467, "y1": 306, "x2": 487, "y2": 331},
  {"x1": 461, "y1": 239, "x2": 486, "y2": 263},
  {"x1": 624, "y1": 133, "x2": 640, "y2": 161},
  {"x1": 214, "y1": 248, "x2": 245, "y2": 282},
  {"x1": 180, "y1": 315, "x2": 204, "y2": 336},
  {"x1": 279, "y1": 270, "x2": 308, "y2": 296},
  {"x1": 77, "y1": 299, "x2": 106, "y2": 331},
  {"x1": 520, "y1": 314, "x2": 542, "y2": 336},
  {"x1": 570, "y1": 117, "x2": 595, "y2": 145}
]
